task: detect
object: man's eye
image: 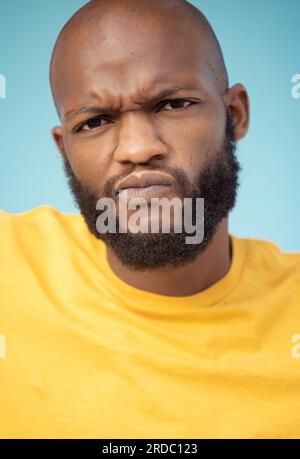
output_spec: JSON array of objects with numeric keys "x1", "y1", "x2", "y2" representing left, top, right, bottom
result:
[
  {"x1": 75, "y1": 116, "x2": 110, "y2": 132},
  {"x1": 159, "y1": 98, "x2": 196, "y2": 111}
]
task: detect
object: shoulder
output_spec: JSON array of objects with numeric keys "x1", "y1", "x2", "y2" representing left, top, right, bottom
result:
[
  {"x1": 0, "y1": 205, "x2": 88, "y2": 246},
  {"x1": 0, "y1": 204, "x2": 79, "y2": 223},
  {"x1": 0, "y1": 204, "x2": 82, "y2": 227},
  {"x1": 239, "y1": 235, "x2": 300, "y2": 280},
  {"x1": 243, "y1": 235, "x2": 300, "y2": 262}
]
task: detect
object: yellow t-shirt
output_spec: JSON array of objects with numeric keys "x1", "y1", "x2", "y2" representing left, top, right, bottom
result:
[{"x1": 1, "y1": 205, "x2": 300, "y2": 439}]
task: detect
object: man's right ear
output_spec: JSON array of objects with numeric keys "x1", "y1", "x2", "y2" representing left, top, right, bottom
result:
[{"x1": 52, "y1": 126, "x2": 66, "y2": 159}]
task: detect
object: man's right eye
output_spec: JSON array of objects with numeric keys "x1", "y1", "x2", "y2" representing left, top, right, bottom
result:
[{"x1": 74, "y1": 116, "x2": 110, "y2": 132}]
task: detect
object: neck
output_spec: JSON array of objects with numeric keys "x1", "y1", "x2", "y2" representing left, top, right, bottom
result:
[{"x1": 106, "y1": 218, "x2": 231, "y2": 297}]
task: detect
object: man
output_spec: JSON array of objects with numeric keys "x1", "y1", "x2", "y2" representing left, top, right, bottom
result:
[{"x1": 1, "y1": 0, "x2": 300, "y2": 439}]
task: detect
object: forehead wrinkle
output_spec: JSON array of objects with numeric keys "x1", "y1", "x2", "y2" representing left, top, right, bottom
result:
[{"x1": 64, "y1": 82, "x2": 200, "y2": 120}]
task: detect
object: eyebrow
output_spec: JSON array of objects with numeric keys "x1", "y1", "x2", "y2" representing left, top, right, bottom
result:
[{"x1": 64, "y1": 86, "x2": 196, "y2": 120}]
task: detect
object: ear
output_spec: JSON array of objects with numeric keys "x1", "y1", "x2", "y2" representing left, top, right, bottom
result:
[
  {"x1": 52, "y1": 126, "x2": 66, "y2": 159},
  {"x1": 223, "y1": 83, "x2": 250, "y2": 141}
]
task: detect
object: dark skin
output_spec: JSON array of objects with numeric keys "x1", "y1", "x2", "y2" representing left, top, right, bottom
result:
[{"x1": 51, "y1": 4, "x2": 250, "y2": 297}]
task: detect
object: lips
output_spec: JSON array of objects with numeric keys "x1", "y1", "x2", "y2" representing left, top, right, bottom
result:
[
  {"x1": 118, "y1": 184, "x2": 173, "y2": 199},
  {"x1": 115, "y1": 172, "x2": 174, "y2": 195}
]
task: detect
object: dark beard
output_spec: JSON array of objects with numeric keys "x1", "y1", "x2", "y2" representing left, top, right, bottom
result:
[{"x1": 63, "y1": 108, "x2": 241, "y2": 271}]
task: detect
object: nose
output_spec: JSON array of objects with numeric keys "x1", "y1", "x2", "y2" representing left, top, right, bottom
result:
[{"x1": 113, "y1": 111, "x2": 168, "y2": 164}]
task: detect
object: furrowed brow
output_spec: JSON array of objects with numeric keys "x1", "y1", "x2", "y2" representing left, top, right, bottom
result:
[{"x1": 64, "y1": 85, "x2": 195, "y2": 120}]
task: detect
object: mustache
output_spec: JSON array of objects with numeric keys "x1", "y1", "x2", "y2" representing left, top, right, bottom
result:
[{"x1": 63, "y1": 160, "x2": 192, "y2": 201}]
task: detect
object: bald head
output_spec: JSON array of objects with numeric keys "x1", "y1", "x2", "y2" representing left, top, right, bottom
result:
[{"x1": 49, "y1": 0, "x2": 229, "y2": 118}]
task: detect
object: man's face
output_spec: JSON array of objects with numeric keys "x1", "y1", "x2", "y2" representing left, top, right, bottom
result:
[{"x1": 52, "y1": 8, "x2": 244, "y2": 270}]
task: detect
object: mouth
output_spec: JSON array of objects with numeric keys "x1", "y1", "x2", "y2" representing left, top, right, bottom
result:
[
  {"x1": 115, "y1": 171, "x2": 175, "y2": 198},
  {"x1": 117, "y1": 184, "x2": 173, "y2": 199}
]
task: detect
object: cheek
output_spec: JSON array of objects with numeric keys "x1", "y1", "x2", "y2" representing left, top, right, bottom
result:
[
  {"x1": 160, "y1": 102, "x2": 225, "y2": 179},
  {"x1": 63, "y1": 134, "x2": 110, "y2": 192}
]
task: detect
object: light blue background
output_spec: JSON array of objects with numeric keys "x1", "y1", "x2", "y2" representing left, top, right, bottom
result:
[{"x1": 0, "y1": 0, "x2": 299, "y2": 251}]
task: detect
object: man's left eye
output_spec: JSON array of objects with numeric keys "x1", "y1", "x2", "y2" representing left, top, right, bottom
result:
[{"x1": 159, "y1": 99, "x2": 196, "y2": 111}]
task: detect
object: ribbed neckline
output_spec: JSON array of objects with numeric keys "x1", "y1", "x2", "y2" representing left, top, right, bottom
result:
[{"x1": 97, "y1": 234, "x2": 248, "y2": 314}]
